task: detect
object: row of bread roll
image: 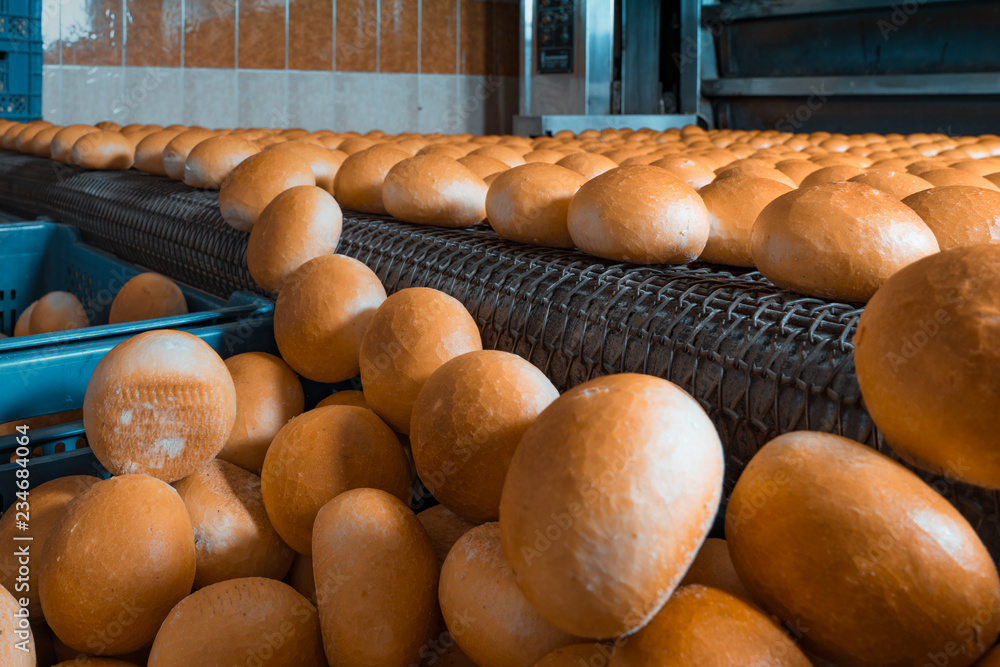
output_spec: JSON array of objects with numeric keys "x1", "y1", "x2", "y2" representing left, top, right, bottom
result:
[{"x1": 7, "y1": 273, "x2": 189, "y2": 338}]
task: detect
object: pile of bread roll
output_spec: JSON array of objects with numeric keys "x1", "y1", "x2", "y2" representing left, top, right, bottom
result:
[
  {"x1": 5, "y1": 118, "x2": 1000, "y2": 302},
  {"x1": 5, "y1": 219, "x2": 1000, "y2": 666}
]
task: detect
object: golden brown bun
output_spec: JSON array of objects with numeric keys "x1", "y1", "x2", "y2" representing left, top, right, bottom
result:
[
  {"x1": 468, "y1": 145, "x2": 526, "y2": 168},
  {"x1": 173, "y1": 459, "x2": 295, "y2": 588},
  {"x1": 108, "y1": 272, "x2": 188, "y2": 324},
  {"x1": 854, "y1": 245, "x2": 1000, "y2": 488},
  {"x1": 50, "y1": 125, "x2": 99, "y2": 163},
  {"x1": 132, "y1": 128, "x2": 186, "y2": 174},
  {"x1": 798, "y1": 164, "x2": 865, "y2": 187},
  {"x1": 261, "y1": 405, "x2": 411, "y2": 555},
  {"x1": 39, "y1": 475, "x2": 196, "y2": 655},
  {"x1": 440, "y1": 523, "x2": 580, "y2": 666},
  {"x1": 485, "y1": 163, "x2": 587, "y2": 248},
  {"x1": 556, "y1": 152, "x2": 619, "y2": 180},
  {"x1": 499, "y1": 373, "x2": 724, "y2": 639},
  {"x1": 0, "y1": 476, "x2": 99, "y2": 616},
  {"x1": 534, "y1": 644, "x2": 614, "y2": 667},
  {"x1": 0, "y1": 121, "x2": 27, "y2": 149},
  {"x1": 383, "y1": 155, "x2": 489, "y2": 228},
  {"x1": 848, "y1": 169, "x2": 933, "y2": 199},
  {"x1": 312, "y1": 488, "x2": 439, "y2": 667},
  {"x1": 29, "y1": 124, "x2": 63, "y2": 156},
  {"x1": 419, "y1": 144, "x2": 468, "y2": 160},
  {"x1": 906, "y1": 157, "x2": 953, "y2": 174},
  {"x1": 726, "y1": 432, "x2": 1000, "y2": 666},
  {"x1": 285, "y1": 553, "x2": 316, "y2": 605},
  {"x1": 916, "y1": 167, "x2": 1000, "y2": 190},
  {"x1": 609, "y1": 585, "x2": 811, "y2": 666},
  {"x1": 70, "y1": 131, "x2": 135, "y2": 170},
  {"x1": 416, "y1": 504, "x2": 478, "y2": 569},
  {"x1": 219, "y1": 151, "x2": 316, "y2": 232},
  {"x1": 94, "y1": 120, "x2": 121, "y2": 131},
  {"x1": 951, "y1": 157, "x2": 1000, "y2": 176},
  {"x1": 901, "y1": 185, "x2": 1000, "y2": 250},
  {"x1": 775, "y1": 158, "x2": 822, "y2": 185},
  {"x1": 147, "y1": 578, "x2": 325, "y2": 666},
  {"x1": 0, "y1": 587, "x2": 34, "y2": 666},
  {"x1": 338, "y1": 136, "x2": 376, "y2": 154},
  {"x1": 264, "y1": 141, "x2": 347, "y2": 192},
  {"x1": 13, "y1": 300, "x2": 35, "y2": 336},
  {"x1": 869, "y1": 157, "x2": 916, "y2": 171},
  {"x1": 218, "y1": 351, "x2": 305, "y2": 474},
  {"x1": 750, "y1": 182, "x2": 940, "y2": 302},
  {"x1": 359, "y1": 287, "x2": 483, "y2": 433},
  {"x1": 715, "y1": 160, "x2": 797, "y2": 187},
  {"x1": 333, "y1": 144, "x2": 411, "y2": 214},
  {"x1": 316, "y1": 389, "x2": 370, "y2": 410},
  {"x1": 161, "y1": 129, "x2": 216, "y2": 179},
  {"x1": 13, "y1": 120, "x2": 52, "y2": 152},
  {"x1": 411, "y1": 350, "x2": 559, "y2": 523},
  {"x1": 678, "y1": 538, "x2": 752, "y2": 602},
  {"x1": 567, "y1": 165, "x2": 711, "y2": 264},
  {"x1": 697, "y1": 174, "x2": 793, "y2": 267},
  {"x1": 274, "y1": 254, "x2": 385, "y2": 383},
  {"x1": 457, "y1": 154, "x2": 509, "y2": 180},
  {"x1": 29, "y1": 291, "x2": 88, "y2": 334},
  {"x1": 182, "y1": 135, "x2": 258, "y2": 189},
  {"x1": 523, "y1": 149, "x2": 566, "y2": 164},
  {"x1": 82, "y1": 329, "x2": 237, "y2": 482},
  {"x1": 650, "y1": 155, "x2": 717, "y2": 189},
  {"x1": 247, "y1": 185, "x2": 343, "y2": 292}
]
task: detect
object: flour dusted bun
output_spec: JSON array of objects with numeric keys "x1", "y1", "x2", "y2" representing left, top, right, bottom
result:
[
  {"x1": 109, "y1": 272, "x2": 188, "y2": 324},
  {"x1": 567, "y1": 165, "x2": 710, "y2": 264},
  {"x1": 382, "y1": 155, "x2": 489, "y2": 227},
  {"x1": 29, "y1": 291, "x2": 88, "y2": 334},
  {"x1": 750, "y1": 182, "x2": 940, "y2": 302},
  {"x1": 82, "y1": 329, "x2": 237, "y2": 482},
  {"x1": 0, "y1": 586, "x2": 34, "y2": 666},
  {"x1": 901, "y1": 185, "x2": 1000, "y2": 250}
]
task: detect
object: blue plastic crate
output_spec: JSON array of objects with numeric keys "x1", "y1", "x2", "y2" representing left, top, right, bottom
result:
[
  {"x1": 0, "y1": 0, "x2": 41, "y2": 41},
  {"x1": 0, "y1": 0, "x2": 41, "y2": 121}
]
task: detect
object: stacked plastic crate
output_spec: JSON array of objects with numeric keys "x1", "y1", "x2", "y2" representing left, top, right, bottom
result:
[{"x1": 0, "y1": 0, "x2": 40, "y2": 121}]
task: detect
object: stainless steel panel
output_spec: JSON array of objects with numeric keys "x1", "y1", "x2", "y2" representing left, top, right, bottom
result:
[
  {"x1": 704, "y1": 72, "x2": 1000, "y2": 96},
  {"x1": 584, "y1": 0, "x2": 615, "y2": 114},
  {"x1": 513, "y1": 114, "x2": 701, "y2": 136},
  {"x1": 621, "y1": 0, "x2": 662, "y2": 114}
]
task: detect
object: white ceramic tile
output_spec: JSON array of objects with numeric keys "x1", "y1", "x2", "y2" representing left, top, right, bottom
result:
[
  {"x1": 42, "y1": 65, "x2": 62, "y2": 124},
  {"x1": 416, "y1": 73, "x2": 459, "y2": 135},
  {"x1": 456, "y1": 75, "x2": 504, "y2": 136},
  {"x1": 238, "y1": 70, "x2": 289, "y2": 129},
  {"x1": 183, "y1": 68, "x2": 238, "y2": 128},
  {"x1": 118, "y1": 67, "x2": 184, "y2": 126},
  {"x1": 288, "y1": 71, "x2": 335, "y2": 132},
  {"x1": 332, "y1": 72, "x2": 381, "y2": 134},
  {"x1": 377, "y1": 73, "x2": 419, "y2": 134},
  {"x1": 59, "y1": 66, "x2": 124, "y2": 125}
]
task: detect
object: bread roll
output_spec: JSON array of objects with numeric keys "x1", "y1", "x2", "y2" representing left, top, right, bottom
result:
[
  {"x1": 411, "y1": 351, "x2": 558, "y2": 523},
  {"x1": 70, "y1": 131, "x2": 134, "y2": 170},
  {"x1": 1, "y1": 121, "x2": 27, "y2": 150},
  {"x1": 82, "y1": 329, "x2": 237, "y2": 482},
  {"x1": 901, "y1": 185, "x2": 1000, "y2": 250},
  {"x1": 907, "y1": 157, "x2": 953, "y2": 174},
  {"x1": 848, "y1": 169, "x2": 933, "y2": 199},
  {"x1": 316, "y1": 389, "x2": 370, "y2": 410},
  {"x1": 419, "y1": 144, "x2": 467, "y2": 160},
  {"x1": 854, "y1": 244, "x2": 1000, "y2": 487},
  {"x1": 416, "y1": 504, "x2": 478, "y2": 569},
  {"x1": 678, "y1": 538, "x2": 751, "y2": 602},
  {"x1": 108, "y1": 272, "x2": 188, "y2": 324},
  {"x1": 798, "y1": 164, "x2": 865, "y2": 187},
  {"x1": 161, "y1": 129, "x2": 216, "y2": 179},
  {"x1": 13, "y1": 300, "x2": 35, "y2": 336},
  {"x1": 750, "y1": 182, "x2": 940, "y2": 302},
  {"x1": 29, "y1": 291, "x2": 88, "y2": 334},
  {"x1": 715, "y1": 160, "x2": 797, "y2": 187},
  {"x1": 440, "y1": 523, "x2": 579, "y2": 667},
  {"x1": 247, "y1": 185, "x2": 343, "y2": 292},
  {"x1": 13, "y1": 120, "x2": 52, "y2": 152},
  {"x1": 916, "y1": 167, "x2": 1000, "y2": 191},
  {"x1": 0, "y1": 586, "x2": 34, "y2": 666},
  {"x1": 133, "y1": 128, "x2": 186, "y2": 174},
  {"x1": 0, "y1": 476, "x2": 99, "y2": 617},
  {"x1": 312, "y1": 488, "x2": 439, "y2": 667},
  {"x1": 174, "y1": 459, "x2": 295, "y2": 587},
  {"x1": 468, "y1": 145, "x2": 526, "y2": 168},
  {"x1": 333, "y1": 144, "x2": 411, "y2": 214},
  {"x1": 774, "y1": 158, "x2": 822, "y2": 185},
  {"x1": 556, "y1": 152, "x2": 618, "y2": 180},
  {"x1": 182, "y1": 135, "x2": 258, "y2": 189},
  {"x1": 383, "y1": 155, "x2": 489, "y2": 227},
  {"x1": 39, "y1": 475, "x2": 196, "y2": 655},
  {"x1": 458, "y1": 154, "x2": 510, "y2": 179},
  {"x1": 951, "y1": 157, "x2": 1000, "y2": 176},
  {"x1": 523, "y1": 149, "x2": 566, "y2": 164},
  {"x1": 697, "y1": 174, "x2": 793, "y2": 267},
  {"x1": 567, "y1": 165, "x2": 711, "y2": 264},
  {"x1": 609, "y1": 585, "x2": 811, "y2": 666},
  {"x1": 726, "y1": 432, "x2": 1000, "y2": 666},
  {"x1": 265, "y1": 141, "x2": 347, "y2": 192},
  {"x1": 50, "y1": 125, "x2": 99, "y2": 163},
  {"x1": 148, "y1": 578, "x2": 325, "y2": 666},
  {"x1": 649, "y1": 155, "x2": 717, "y2": 189},
  {"x1": 29, "y1": 124, "x2": 62, "y2": 156},
  {"x1": 499, "y1": 374, "x2": 724, "y2": 639},
  {"x1": 219, "y1": 151, "x2": 316, "y2": 232},
  {"x1": 260, "y1": 405, "x2": 411, "y2": 555},
  {"x1": 274, "y1": 254, "x2": 386, "y2": 383},
  {"x1": 359, "y1": 288, "x2": 483, "y2": 433},
  {"x1": 338, "y1": 136, "x2": 376, "y2": 154},
  {"x1": 485, "y1": 163, "x2": 587, "y2": 248},
  {"x1": 94, "y1": 120, "x2": 122, "y2": 131},
  {"x1": 218, "y1": 351, "x2": 305, "y2": 474}
]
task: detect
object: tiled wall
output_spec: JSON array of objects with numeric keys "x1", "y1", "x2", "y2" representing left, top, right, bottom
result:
[{"x1": 40, "y1": 0, "x2": 520, "y2": 134}]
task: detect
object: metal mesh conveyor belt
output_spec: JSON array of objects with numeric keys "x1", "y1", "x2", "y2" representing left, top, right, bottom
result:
[{"x1": 0, "y1": 151, "x2": 998, "y2": 554}]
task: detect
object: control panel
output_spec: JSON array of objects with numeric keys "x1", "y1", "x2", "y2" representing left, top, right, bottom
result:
[{"x1": 537, "y1": 0, "x2": 574, "y2": 74}]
